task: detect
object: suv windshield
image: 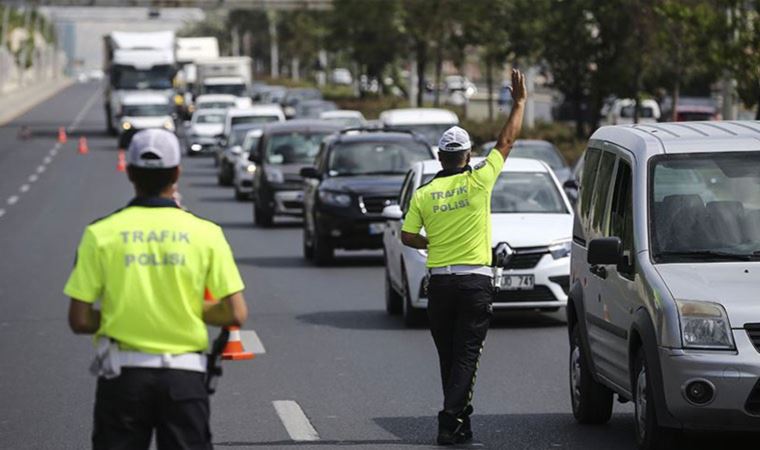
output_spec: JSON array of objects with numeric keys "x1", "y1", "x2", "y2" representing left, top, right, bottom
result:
[
  {"x1": 392, "y1": 124, "x2": 454, "y2": 146},
  {"x1": 232, "y1": 116, "x2": 280, "y2": 127},
  {"x1": 511, "y1": 144, "x2": 566, "y2": 170},
  {"x1": 122, "y1": 104, "x2": 170, "y2": 117},
  {"x1": 265, "y1": 132, "x2": 330, "y2": 165},
  {"x1": 328, "y1": 141, "x2": 431, "y2": 176},
  {"x1": 198, "y1": 101, "x2": 234, "y2": 110},
  {"x1": 195, "y1": 113, "x2": 224, "y2": 124},
  {"x1": 651, "y1": 153, "x2": 760, "y2": 262}
]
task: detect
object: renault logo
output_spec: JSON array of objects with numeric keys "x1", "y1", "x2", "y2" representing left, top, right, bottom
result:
[{"x1": 494, "y1": 242, "x2": 514, "y2": 267}]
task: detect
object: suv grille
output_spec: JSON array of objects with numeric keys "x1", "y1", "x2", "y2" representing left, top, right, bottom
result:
[
  {"x1": 746, "y1": 324, "x2": 760, "y2": 353},
  {"x1": 495, "y1": 286, "x2": 556, "y2": 302},
  {"x1": 745, "y1": 380, "x2": 760, "y2": 415},
  {"x1": 361, "y1": 196, "x2": 397, "y2": 214}
]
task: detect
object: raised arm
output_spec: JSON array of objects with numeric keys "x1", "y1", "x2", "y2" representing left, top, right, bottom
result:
[{"x1": 494, "y1": 69, "x2": 528, "y2": 159}]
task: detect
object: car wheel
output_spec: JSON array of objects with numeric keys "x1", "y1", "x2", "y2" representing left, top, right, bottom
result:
[
  {"x1": 402, "y1": 269, "x2": 425, "y2": 327},
  {"x1": 634, "y1": 348, "x2": 681, "y2": 450},
  {"x1": 302, "y1": 224, "x2": 314, "y2": 260},
  {"x1": 254, "y1": 204, "x2": 273, "y2": 227},
  {"x1": 313, "y1": 233, "x2": 333, "y2": 266},
  {"x1": 384, "y1": 259, "x2": 402, "y2": 315},
  {"x1": 569, "y1": 324, "x2": 613, "y2": 424}
]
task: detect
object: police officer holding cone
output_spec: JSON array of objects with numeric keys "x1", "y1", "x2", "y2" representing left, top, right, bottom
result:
[
  {"x1": 401, "y1": 68, "x2": 527, "y2": 445},
  {"x1": 65, "y1": 129, "x2": 248, "y2": 449}
]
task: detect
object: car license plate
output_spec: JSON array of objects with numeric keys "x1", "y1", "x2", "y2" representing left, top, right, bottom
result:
[
  {"x1": 502, "y1": 275, "x2": 535, "y2": 290},
  {"x1": 368, "y1": 223, "x2": 386, "y2": 235}
]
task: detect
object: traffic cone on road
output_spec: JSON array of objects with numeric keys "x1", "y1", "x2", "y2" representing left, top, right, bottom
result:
[
  {"x1": 57, "y1": 127, "x2": 67, "y2": 144},
  {"x1": 116, "y1": 150, "x2": 126, "y2": 172},
  {"x1": 222, "y1": 326, "x2": 255, "y2": 360},
  {"x1": 78, "y1": 137, "x2": 89, "y2": 155},
  {"x1": 203, "y1": 289, "x2": 254, "y2": 361}
]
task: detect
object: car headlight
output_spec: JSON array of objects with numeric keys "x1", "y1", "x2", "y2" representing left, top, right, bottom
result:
[
  {"x1": 190, "y1": 143, "x2": 202, "y2": 152},
  {"x1": 121, "y1": 121, "x2": 132, "y2": 130},
  {"x1": 319, "y1": 190, "x2": 352, "y2": 207},
  {"x1": 246, "y1": 164, "x2": 256, "y2": 174},
  {"x1": 549, "y1": 238, "x2": 572, "y2": 259},
  {"x1": 163, "y1": 120, "x2": 175, "y2": 131},
  {"x1": 676, "y1": 300, "x2": 735, "y2": 350},
  {"x1": 265, "y1": 169, "x2": 284, "y2": 183}
]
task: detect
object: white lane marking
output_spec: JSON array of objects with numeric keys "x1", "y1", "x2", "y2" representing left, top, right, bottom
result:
[
  {"x1": 68, "y1": 86, "x2": 102, "y2": 132},
  {"x1": 0, "y1": 209, "x2": 5, "y2": 218},
  {"x1": 28, "y1": 174, "x2": 38, "y2": 183},
  {"x1": 239, "y1": 330, "x2": 266, "y2": 355},
  {"x1": 36, "y1": 165, "x2": 46, "y2": 174},
  {"x1": 50, "y1": 148, "x2": 58, "y2": 156},
  {"x1": 43, "y1": 156, "x2": 52, "y2": 164},
  {"x1": 273, "y1": 400, "x2": 320, "y2": 442},
  {"x1": 7, "y1": 196, "x2": 18, "y2": 205},
  {"x1": 19, "y1": 184, "x2": 29, "y2": 193}
]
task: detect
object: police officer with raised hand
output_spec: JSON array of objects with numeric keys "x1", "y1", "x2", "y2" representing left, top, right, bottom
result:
[
  {"x1": 64, "y1": 129, "x2": 248, "y2": 450},
  {"x1": 401, "y1": 68, "x2": 527, "y2": 446}
]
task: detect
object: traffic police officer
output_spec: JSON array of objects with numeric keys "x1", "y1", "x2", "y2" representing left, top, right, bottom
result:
[
  {"x1": 401, "y1": 69, "x2": 527, "y2": 445},
  {"x1": 64, "y1": 129, "x2": 248, "y2": 450}
]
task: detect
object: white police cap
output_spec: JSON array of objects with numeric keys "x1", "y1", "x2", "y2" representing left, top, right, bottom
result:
[
  {"x1": 127, "y1": 129, "x2": 181, "y2": 169},
  {"x1": 438, "y1": 126, "x2": 472, "y2": 152}
]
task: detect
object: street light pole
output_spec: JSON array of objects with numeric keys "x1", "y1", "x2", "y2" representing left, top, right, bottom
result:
[{"x1": 268, "y1": 10, "x2": 279, "y2": 79}]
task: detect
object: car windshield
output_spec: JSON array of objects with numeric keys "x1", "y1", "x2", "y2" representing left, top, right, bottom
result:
[
  {"x1": 298, "y1": 102, "x2": 337, "y2": 118},
  {"x1": 198, "y1": 101, "x2": 234, "y2": 110},
  {"x1": 204, "y1": 84, "x2": 246, "y2": 96},
  {"x1": 195, "y1": 113, "x2": 224, "y2": 124},
  {"x1": 651, "y1": 153, "x2": 760, "y2": 262},
  {"x1": 229, "y1": 126, "x2": 260, "y2": 146},
  {"x1": 324, "y1": 117, "x2": 364, "y2": 128},
  {"x1": 265, "y1": 132, "x2": 330, "y2": 165},
  {"x1": 328, "y1": 141, "x2": 431, "y2": 176},
  {"x1": 392, "y1": 124, "x2": 454, "y2": 146},
  {"x1": 122, "y1": 104, "x2": 170, "y2": 117},
  {"x1": 621, "y1": 105, "x2": 655, "y2": 118},
  {"x1": 492, "y1": 172, "x2": 567, "y2": 213},
  {"x1": 511, "y1": 144, "x2": 567, "y2": 170},
  {"x1": 231, "y1": 115, "x2": 280, "y2": 127},
  {"x1": 113, "y1": 65, "x2": 173, "y2": 90}
]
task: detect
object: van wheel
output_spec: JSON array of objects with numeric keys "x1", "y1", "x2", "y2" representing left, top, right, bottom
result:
[
  {"x1": 402, "y1": 270, "x2": 426, "y2": 327},
  {"x1": 313, "y1": 234, "x2": 333, "y2": 266},
  {"x1": 569, "y1": 325, "x2": 613, "y2": 424},
  {"x1": 254, "y1": 205, "x2": 273, "y2": 227},
  {"x1": 302, "y1": 226, "x2": 314, "y2": 260},
  {"x1": 634, "y1": 349, "x2": 681, "y2": 450},
  {"x1": 384, "y1": 261, "x2": 402, "y2": 315}
]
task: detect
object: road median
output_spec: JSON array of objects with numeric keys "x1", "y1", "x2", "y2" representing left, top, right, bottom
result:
[{"x1": 0, "y1": 78, "x2": 75, "y2": 126}]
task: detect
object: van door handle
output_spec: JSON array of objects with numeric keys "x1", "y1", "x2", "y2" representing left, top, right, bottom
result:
[{"x1": 590, "y1": 265, "x2": 607, "y2": 279}]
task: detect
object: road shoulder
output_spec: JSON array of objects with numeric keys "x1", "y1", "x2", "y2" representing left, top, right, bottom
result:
[{"x1": 0, "y1": 78, "x2": 75, "y2": 126}]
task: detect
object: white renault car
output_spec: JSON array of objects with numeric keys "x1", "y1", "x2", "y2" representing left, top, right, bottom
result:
[
  {"x1": 382, "y1": 157, "x2": 574, "y2": 326},
  {"x1": 232, "y1": 129, "x2": 263, "y2": 201}
]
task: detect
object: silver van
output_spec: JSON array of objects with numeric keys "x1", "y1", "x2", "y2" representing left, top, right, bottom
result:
[{"x1": 568, "y1": 121, "x2": 760, "y2": 449}]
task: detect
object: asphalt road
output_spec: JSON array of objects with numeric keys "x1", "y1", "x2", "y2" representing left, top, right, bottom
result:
[{"x1": 0, "y1": 82, "x2": 755, "y2": 449}]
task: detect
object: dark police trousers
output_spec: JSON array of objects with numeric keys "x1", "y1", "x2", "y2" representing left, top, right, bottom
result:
[
  {"x1": 427, "y1": 274, "x2": 494, "y2": 423},
  {"x1": 93, "y1": 368, "x2": 211, "y2": 450}
]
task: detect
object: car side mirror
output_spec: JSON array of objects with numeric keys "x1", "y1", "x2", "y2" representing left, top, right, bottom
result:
[
  {"x1": 300, "y1": 167, "x2": 321, "y2": 179},
  {"x1": 231, "y1": 145, "x2": 242, "y2": 155},
  {"x1": 382, "y1": 204, "x2": 403, "y2": 220},
  {"x1": 563, "y1": 179, "x2": 579, "y2": 191},
  {"x1": 588, "y1": 237, "x2": 622, "y2": 266}
]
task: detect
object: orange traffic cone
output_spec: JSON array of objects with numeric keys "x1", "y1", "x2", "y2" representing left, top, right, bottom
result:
[
  {"x1": 78, "y1": 137, "x2": 89, "y2": 155},
  {"x1": 203, "y1": 289, "x2": 254, "y2": 361},
  {"x1": 57, "y1": 127, "x2": 67, "y2": 144},
  {"x1": 116, "y1": 150, "x2": 126, "y2": 172},
  {"x1": 222, "y1": 326, "x2": 255, "y2": 360}
]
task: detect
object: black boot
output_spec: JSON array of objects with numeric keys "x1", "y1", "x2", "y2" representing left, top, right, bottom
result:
[
  {"x1": 454, "y1": 405, "x2": 473, "y2": 444},
  {"x1": 436, "y1": 411, "x2": 463, "y2": 446}
]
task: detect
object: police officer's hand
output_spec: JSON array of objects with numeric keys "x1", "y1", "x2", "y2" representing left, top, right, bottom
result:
[{"x1": 511, "y1": 69, "x2": 527, "y2": 104}]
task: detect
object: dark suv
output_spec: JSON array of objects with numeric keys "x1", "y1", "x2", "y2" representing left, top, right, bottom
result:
[
  {"x1": 249, "y1": 120, "x2": 342, "y2": 226},
  {"x1": 301, "y1": 129, "x2": 434, "y2": 264}
]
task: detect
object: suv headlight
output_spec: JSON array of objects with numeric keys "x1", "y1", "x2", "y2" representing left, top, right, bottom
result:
[
  {"x1": 121, "y1": 121, "x2": 132, "y2": 131},
  {"x1": 163, "y1": 120, "x2": 175, "y2": 131},
  {"x1": 265, "y1": 169, "x2": 284, "y2": 183},
  {"x1": 676, "y1": 300, "x2": 735, "y2": 350},
  {"x1": 319, "y1": 190, "x2": 352, "y2": 207},
  {"x1": 246, "y1": 164, "x2": 257, "y2": 174},
  {"x1": 549, "y1": 239, "x2": 572, "y2": 260}
]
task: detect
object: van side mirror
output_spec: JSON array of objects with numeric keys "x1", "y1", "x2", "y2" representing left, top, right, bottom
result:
[
  {"x1": 300, "y1": 167, "x2": 320, "y2": 179},
  {"x1": 382, "y1": 204, "x2": 403, "y2": 220},
  {"x1": 588, "y1": 237, "x2": 622, "y2": 266}
]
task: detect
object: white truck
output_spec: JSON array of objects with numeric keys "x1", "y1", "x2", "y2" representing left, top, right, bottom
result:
[
  {"x1": 103, "y1": 31, "x2": 177, "y2": 135},
  {"x1": 175, "y1": 37, "x2": 220, "y2": 117},
  {"x1": 195, "y1": 57, "x2": 253, "y2": 108}
]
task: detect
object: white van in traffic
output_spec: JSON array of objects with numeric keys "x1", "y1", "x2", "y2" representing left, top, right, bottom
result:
[{"x1": 379, "y1": 108, "x2": 459, "y2": 150}]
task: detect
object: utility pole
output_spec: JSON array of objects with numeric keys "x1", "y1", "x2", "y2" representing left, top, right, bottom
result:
[{"x1": 268, "y1": 10, "x2": 279, "y2": 78}]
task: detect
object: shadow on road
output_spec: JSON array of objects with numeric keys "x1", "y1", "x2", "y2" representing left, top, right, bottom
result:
[
  {"x1": 489, "y1": 310, "x2": 566, "y2": 329},
  {"x1": 296, "y1": 309, "x2": 406, "y2": 330},
  {"x1": 236, "y1": 256, "x2": 309, "y2": 268},
  {"x1": 215, "y1": 439, "x2": 421, "y2": 447}
]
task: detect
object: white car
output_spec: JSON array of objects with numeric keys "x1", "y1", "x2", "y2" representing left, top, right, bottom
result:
[
  {"x1": 382, "y1": 157, "x2": 574, "y2": 326},
  {"x1": 232, "y1": 129, "x2": 263, "y2": 201},
  {"x1": 186, "y1": 108, "x2": 226, "y2": 156},
  {"x1": 119, "y1": 92, "x2": 175, "y2": 135},
  {"x1": 319, "y1": 109, "x2": 366, "y2": 128},
  {"x1": 379, "y1": 108, "x2": 459, "y2": 150},
  {"x1": 193, "y1": 94, "x2": 238, "y2": 113},
  {"x1": 600, "y1": 98, "x2": 661, "y2": 126},
  {"x1": 219, "y1": 105, "x2": 285, "y2": 165}
]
